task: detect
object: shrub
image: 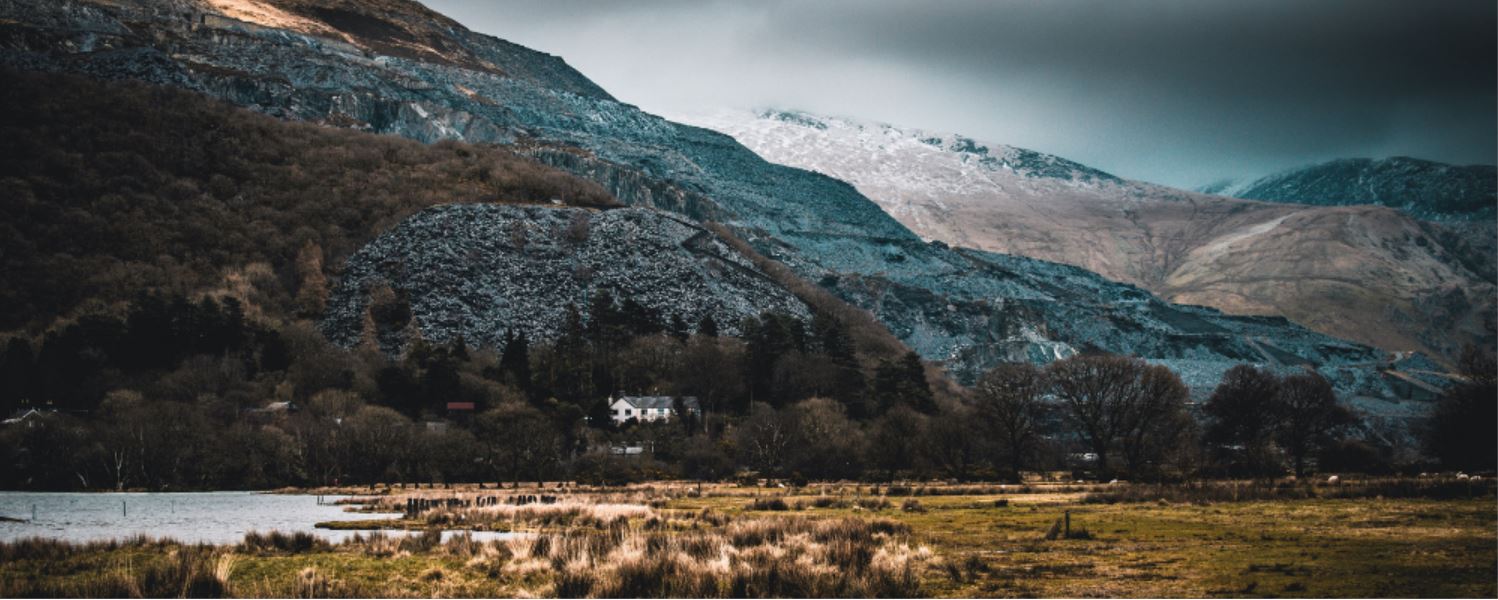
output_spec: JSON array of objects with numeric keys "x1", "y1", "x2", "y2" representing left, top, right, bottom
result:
[{"x1": 747, "y1": 497, "x2": 790, "y2": 511}]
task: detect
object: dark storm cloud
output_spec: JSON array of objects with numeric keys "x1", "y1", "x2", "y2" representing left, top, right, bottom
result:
[{"x1": 425, "y1": 0, "x2": 1495, "y2": 188}]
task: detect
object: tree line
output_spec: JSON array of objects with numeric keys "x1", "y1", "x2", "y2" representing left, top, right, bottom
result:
[{"x1": 3, "y1": 287, "x2": 1491, "y2": 490}]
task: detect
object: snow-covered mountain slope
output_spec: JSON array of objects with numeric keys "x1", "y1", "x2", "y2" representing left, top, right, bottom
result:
[
  {"x1": 683, "y1": 109, "x2": 1495, "y2": 364},
  {"x1": 1200, "y1": 157, "x2": 1496, "y2": 222}
]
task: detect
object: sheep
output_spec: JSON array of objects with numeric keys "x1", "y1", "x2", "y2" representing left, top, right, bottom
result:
[
  {"x1": 1457, "y1": 473, "x2": 1470, "y2": 481},
  {"x1": 1326, "y1": 475, "x2": 1340, "y2": 485}
]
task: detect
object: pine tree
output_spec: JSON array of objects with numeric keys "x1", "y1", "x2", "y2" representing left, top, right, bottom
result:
[
  {"x1": 698, "y1": 314, "x2": 719, "y2": 338},
  {"x1": 873, "y1": 351, "x2": 934, "y2": 414},
  {"x1": 620, "y1": 297, "x2": 663, "y2": 337},
  {"x1": 667, "y1": 313, "x2": 690, "y2": 341},
  {"x1": 499, "y1": 329, "x2": 532, "y2": 396},
  {"x1": 0, "y1": 337, "x2": 35, "y2": 413}
]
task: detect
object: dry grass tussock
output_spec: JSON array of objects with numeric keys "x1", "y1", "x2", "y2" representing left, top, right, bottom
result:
[{"x1": 524, "y1": 515, "x2": 929, "y2": 598}]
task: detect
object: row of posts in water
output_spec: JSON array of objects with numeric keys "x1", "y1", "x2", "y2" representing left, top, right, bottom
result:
[{"x1": 403, "y1": 494, "x2": 559, "y2": 518}]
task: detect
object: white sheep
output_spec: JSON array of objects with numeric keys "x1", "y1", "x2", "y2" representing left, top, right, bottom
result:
[
  {"x1": 1326, "y1": 475, "x2": 1340, "y2": 485},
  {"x1": 1472, "y1": 476, "x2": 1483, "y2": 482},
  {"x1": 1457, "y1": 472, "x2": 1470, "y2": 481}
]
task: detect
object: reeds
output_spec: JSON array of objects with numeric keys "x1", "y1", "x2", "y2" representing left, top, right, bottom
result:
[{"x1": 524, "y1": 515, "x2": 929, "y2": 598}]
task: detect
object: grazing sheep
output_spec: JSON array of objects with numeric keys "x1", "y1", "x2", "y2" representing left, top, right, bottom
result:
[
  {"x1": 1326, "y1": 475, "x2": 1340, "y2": 485},
  {"x1": 1457, "y1": 473, "x2": 1470, "y2": 481},
  {"x1": 1472, "y1": 476, "x2": 1483, "y2": 482}
]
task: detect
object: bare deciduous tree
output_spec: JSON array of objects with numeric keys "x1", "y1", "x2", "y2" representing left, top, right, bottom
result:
[{"x1": 974, "y1": 362, "x2": 1050, "y2": 482}]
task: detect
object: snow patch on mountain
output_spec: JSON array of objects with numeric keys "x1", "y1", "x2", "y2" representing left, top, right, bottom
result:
[{"x1": 676, "y1": 108, "x2": 1201, "y2": 248}]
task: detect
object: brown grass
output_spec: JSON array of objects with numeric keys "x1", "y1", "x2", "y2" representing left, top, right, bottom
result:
[
  {"x1": 531, "y1": 515, "x2": 929, "y2": 598},
  {"x1": 0, "y1": 537, "x2": 233, "y2": 598},
  {"x1": 1083, "y1": 477, "x2": 1497, "y2": 505}
]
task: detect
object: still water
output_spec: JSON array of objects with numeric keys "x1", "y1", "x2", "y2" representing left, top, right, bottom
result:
[{"x1": 0, "y1": 491, "x2": 513, "y2": 544}]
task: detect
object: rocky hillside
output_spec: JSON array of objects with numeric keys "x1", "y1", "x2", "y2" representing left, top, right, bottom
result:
[
  {"x1": 685, "y1": 109, "x2": 1496, "y2": 365},
  {"x1": 0, "y1": 68, "x2": 615, "y2": 332},
  {"x1": 322, "y1": 204, "x2": 810, "y2": 353},
  {"x1": 1202, "y1": 157, "x2": 1496, "y2": 222},
  {"x1": 0, "y1": 0, "x2": 1452, "y2": 417}
]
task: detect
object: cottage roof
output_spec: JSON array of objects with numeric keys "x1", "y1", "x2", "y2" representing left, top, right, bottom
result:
[
  {"x1": 613, "y1": 396, "x2": 699, "y2": 410},
  {"x1": 2, "y1": 408, "x2": 51, "y2": 425}
]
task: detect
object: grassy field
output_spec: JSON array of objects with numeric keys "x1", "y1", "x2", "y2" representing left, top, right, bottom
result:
[{"x1": 2, "y1": 480, "x2": 1493, "y2": 598}]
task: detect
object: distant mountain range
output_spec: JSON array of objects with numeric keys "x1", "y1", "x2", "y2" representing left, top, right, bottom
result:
[
  {"x1": 683, "y1": 109, "x2": 1495, "y2": 365},
  {"x1": 1200, "y1": 157, "x2": 1496, "y2": 222},
  {"x1": 0, "y1": 0, "x2": 1461, "y2": 424}
]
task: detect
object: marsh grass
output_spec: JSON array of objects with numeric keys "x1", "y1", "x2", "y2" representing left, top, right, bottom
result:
[
  {"x1": 746, "y1": 497, "x2": 790, "y2": 511},
  {"x1": 792, "y1": 496, "x2": 893, "y2": 511},
  {"x1": 0, "y1": 537, "x2": 233, "y2": 598},
  {"x1": 1083, "y1": 477, "x2": 1497, "y2": 505},
  {"x1": 0, "y1": 502, "x2": 932, "y2": 598},
  {"x1": 240, "y1": 531, "x2": 330, "y2": 554},
  {"x1": 533, "y1": 516, "x2": 929, "y2": 598},
  {"x1": 6, "y1": 480, "x2": 1493, "y2": 598}
]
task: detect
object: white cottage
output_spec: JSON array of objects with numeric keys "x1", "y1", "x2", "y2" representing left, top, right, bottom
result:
[{"x1": 608, "y1": 395, "x2": 700, "y2": 425}]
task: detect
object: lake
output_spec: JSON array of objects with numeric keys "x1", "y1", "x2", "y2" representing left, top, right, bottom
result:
[{"x1": 0, "y1": 491, "x2": 515, "y2": 544}]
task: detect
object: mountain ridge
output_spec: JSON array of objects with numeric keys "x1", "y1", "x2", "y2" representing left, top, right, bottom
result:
[
  {"x1": 684, "y1": 108, "x2": 1495, "y2": 365},
  {"x1": 1198, "y1": 156, "x2": 1496, "y2": 222}
]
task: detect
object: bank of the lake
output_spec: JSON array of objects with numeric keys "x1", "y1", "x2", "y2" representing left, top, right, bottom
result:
[
  {"x1": 0, "y1": 491, "x2": 512, "y2": 544},
  {"x1": 1, "y1": 480, "x2": 1492, "y2": 598}
]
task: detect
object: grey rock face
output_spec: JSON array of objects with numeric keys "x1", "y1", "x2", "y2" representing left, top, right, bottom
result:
[
  {"x1": 323, "y1": 204, "x2": 810, "y2": 352},
  {"x1": 0, "y1": 0, "x2": 1444, "y2": 422}
]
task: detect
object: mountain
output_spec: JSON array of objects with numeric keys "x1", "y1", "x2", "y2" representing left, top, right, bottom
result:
[
  {"x1": 1202, "y1": 157, "x2": 1497, "y2": 222},
  {"x1": 0, "y1": 0, "x2": 1449, "y2": 422},
  {"x1": 683, "y1": 109, "x2": 1496, "y2": 365}
]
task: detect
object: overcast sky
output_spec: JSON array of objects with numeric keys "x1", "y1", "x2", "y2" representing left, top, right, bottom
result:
[{"x1": 426, "y1": 0, "x2": 1495, "y2": 189}]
